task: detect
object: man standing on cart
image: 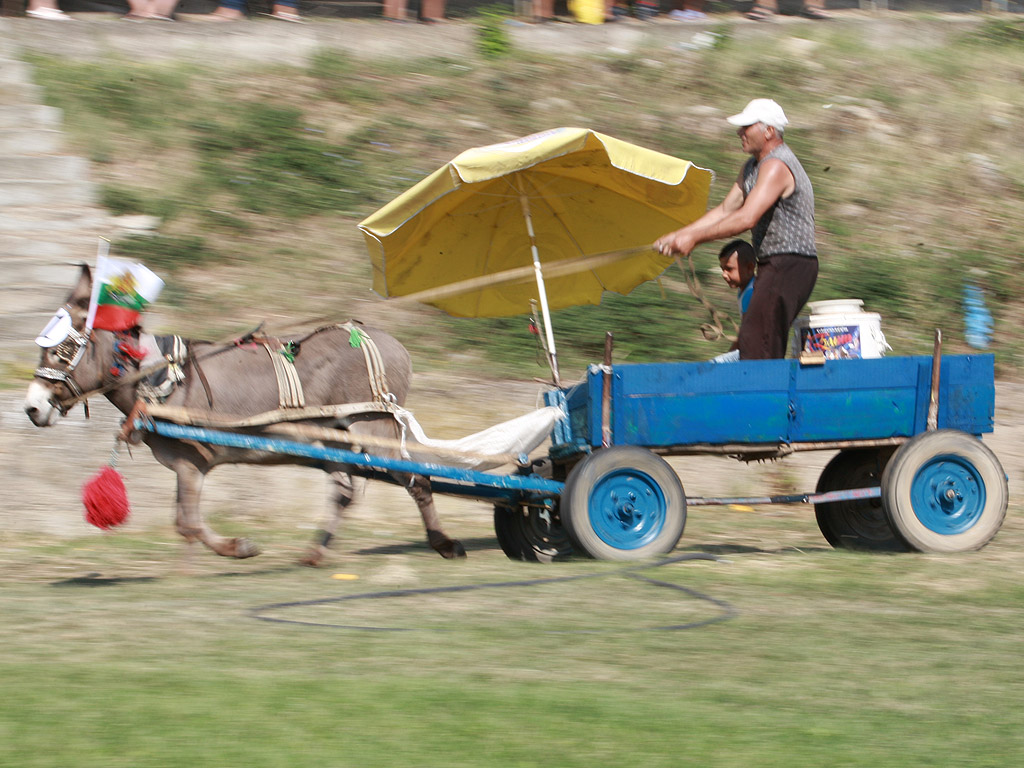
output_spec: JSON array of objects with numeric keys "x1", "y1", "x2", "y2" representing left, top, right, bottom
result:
[{"x1": 655, "y1": 98, "x2": 818, "y2": 360}]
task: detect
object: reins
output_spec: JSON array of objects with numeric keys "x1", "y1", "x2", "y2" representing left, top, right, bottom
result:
[
  {"x1": 673, "y1": 253, "x2": 738, "y2": 343},
  {"x1": 54, "y1": 323, "x2": 264, "y2": 414},
  {"x1": 54, "y1": 319, "x2": 376, "y2": 414},
  {"x1": 51, "y1": 246, "x2": 737, "y2": 413}
]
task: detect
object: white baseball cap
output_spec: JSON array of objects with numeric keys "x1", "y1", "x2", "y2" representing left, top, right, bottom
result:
[{"x1": 726, "y1": 99, "x2": 789, "y2": 131}]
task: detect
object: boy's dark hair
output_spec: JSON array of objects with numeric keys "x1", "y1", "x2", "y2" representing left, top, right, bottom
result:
[{"x1": 718, "y1": 239, "x2": 755, "y2": 266}]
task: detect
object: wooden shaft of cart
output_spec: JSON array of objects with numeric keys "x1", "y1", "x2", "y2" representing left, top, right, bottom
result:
[{"x1": 136, "y1": 418, "x2": 885, "y2": 510}]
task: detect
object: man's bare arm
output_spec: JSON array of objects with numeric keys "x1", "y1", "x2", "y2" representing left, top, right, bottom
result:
[{"x1": 654, "y1": 159, "x2": 794, "y2": 257}]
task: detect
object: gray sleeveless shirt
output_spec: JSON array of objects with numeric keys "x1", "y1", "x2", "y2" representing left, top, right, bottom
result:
[{"x1": 741, "y1": 143, "x2": 817, "y2": 260}]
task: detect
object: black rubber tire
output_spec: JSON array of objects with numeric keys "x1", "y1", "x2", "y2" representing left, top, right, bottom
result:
[
  {"x1": 493, "y1": 503, "x2": 573, "y2": 563},
  {"x1": 561, "y1": 446, "x2": 686, "y2": 561},
  {"x1": 814, "y1": 448, "x2": 908, "y2": 552},
  {"x1": 881, "y1": 429, "x2": 1007, "y2": 553}
]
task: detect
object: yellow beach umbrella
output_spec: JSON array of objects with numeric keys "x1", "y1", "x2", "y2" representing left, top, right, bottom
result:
[{"x1": 358, "y1": 127, "x2": 712, "y2": 381}]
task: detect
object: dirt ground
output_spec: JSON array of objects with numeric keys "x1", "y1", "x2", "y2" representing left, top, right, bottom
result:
[{"x1": 2, "y1": 371, "x2": 1020, "y2": 554}]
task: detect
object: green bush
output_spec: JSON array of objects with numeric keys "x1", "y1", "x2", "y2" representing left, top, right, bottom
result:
[
  {"x1": 476, "y1": 4, "x2": 514, "y2": 60},
  {"x1": 113, "y1": 234, "x2": 219, "y2": 274},
  {"x1": 100, "y1": 185, "x2": 149, "y2": 216},
  {"x1": 191, "y1": 103, "x2": 373, "y2": 218},
  {"x1": 970, "y1": 17, "x2": 1024, "y2": 45},
  {"x1": 309, "y1": 49, "x2": 383, "y2": 104}
]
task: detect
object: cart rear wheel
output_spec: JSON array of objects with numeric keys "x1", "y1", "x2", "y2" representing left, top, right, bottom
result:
[
  {"x1": 814, "y1": 449, "x2": 908, "y2": 552},
  {"x1": 493, "y1": 503, "x2": 573, "y2": 563},
  {"x1": 562, "y1": 446, "x2": 686, "y2": 561},
  {"x1": 881, "y1": 430, "x2": 1007, "y2": 553}
]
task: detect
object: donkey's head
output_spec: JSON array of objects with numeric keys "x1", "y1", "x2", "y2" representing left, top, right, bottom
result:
[{"x1": 24, "y1": 265, "x2": 121, "y2": 426}]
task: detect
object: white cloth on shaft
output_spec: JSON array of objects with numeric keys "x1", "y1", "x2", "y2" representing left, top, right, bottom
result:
[{"x1": 392, "y1": 405, "x2": 565, "y2": 470}]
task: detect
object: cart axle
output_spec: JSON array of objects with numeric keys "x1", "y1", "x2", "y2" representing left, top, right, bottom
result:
[{"x1": 686, "y1": 487, "x2": 881, "y2": 507}]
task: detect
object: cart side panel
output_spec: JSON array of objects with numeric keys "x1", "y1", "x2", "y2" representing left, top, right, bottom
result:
[
  {"x1": 571, "y1": 354, "x2": 994, "y2": 450},
  {"x1": 935, "y1": 353, "x2": 995, "y2": 435},
  {"x1": 789, "y1": 354, "x2": 994, "y2": 439},
  {"x1": 789, "y1": 357, "x2": 923, "y2": 441},
  {"x1": 546, "y1": 380, "x2": 596, "y2": 452},
  {"x1": 607, "y1": 360, "x2": 793, "y2": 446}
]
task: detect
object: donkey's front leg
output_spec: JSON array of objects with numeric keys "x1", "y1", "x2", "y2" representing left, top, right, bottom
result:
[
  {"x1": 174, "y1": 462, "x2": 260, "y2": 559},
  {"x1": 396, "y1": 471, "x2": 466, "y2": 559}
]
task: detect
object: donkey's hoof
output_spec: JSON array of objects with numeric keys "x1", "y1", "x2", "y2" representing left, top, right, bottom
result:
[
  {"x1": 299, "y1": 547, "x2": 325, "y2": 567},
  {"x1": 439, "y1": 539, "x2": 467, "y2": 559},
  {"x1": 232, "y1": 537, "x2": 261, "y2": 559}
]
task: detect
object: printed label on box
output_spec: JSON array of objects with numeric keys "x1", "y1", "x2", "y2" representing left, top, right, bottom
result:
[{"x1": 800, "y1": 325, "x2": 862, "y2": 360}]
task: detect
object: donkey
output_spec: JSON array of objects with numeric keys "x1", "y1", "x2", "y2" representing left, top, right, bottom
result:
[{"x1": 23, "y1": 265, "x2": 466, "y2": 564}]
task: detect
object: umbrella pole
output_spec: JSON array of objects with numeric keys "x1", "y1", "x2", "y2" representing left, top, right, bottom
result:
[{"x1": 519, "y1": 193, "x2": 560, "y2": 387}]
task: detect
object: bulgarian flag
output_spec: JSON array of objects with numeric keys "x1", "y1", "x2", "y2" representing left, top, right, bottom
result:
[{"x1": 86, "y1": 254, "x2": 165, "y2": 332}]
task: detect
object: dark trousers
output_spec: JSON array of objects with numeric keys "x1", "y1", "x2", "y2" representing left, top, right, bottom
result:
[{"x1": 737, "y1": 253, "x2": 818, "y2": 360}]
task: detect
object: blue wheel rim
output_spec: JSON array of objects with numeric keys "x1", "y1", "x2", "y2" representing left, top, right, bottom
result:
[
  {"x1": 909, "y1": 453, "x2": 987, "y2": 535},
  {"x1": 588, "y1": 469, "x2": 667, "y2": 550}
]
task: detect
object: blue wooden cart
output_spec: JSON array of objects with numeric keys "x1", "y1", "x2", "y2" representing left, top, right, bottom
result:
[
  {"x1": 491, "y1": 349, "x2": 1006, "y2": 561},
  {"x1": 140, "y1": 349, "x2": 1007, "y2": 561}
]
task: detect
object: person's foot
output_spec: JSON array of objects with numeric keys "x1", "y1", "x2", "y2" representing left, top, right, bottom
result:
[
  {"x1": 264, "y1": 10, "x2": 303, "y2": 21},
  {"x1": 26, "y1": 6, "x2": 73, "y2": 19},
  {"x1": 745, "y1": 3, "x2": 774, "y2": 20},
  {"x1": 800, "y1": 5, "x2": 830, "y2": 18},
  {"x1": 671, "y1": 8, "x2": 708, "y2": 20}
]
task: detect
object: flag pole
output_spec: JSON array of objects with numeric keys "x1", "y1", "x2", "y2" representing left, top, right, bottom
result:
[{"x1": 85, "y1": 237, "x2": 111, "y2": 332}]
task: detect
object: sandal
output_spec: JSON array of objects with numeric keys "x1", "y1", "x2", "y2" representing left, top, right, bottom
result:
[
  {"x1": 26, "y1": 6, "x2": 73, "y2": 20},
  {"x1": 800, "y1": 5, "x2": 830, "y2": 18},
  {"x1": 745, "y1": 4, "x2": 774, "y2": 21},
  {"x1": 263, "y1": 10, "x2": 304, "y2": 22}
]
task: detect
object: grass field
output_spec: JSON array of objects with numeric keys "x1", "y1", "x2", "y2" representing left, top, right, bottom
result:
[{"x1": 3, "y1": 481, "x2": 1023, "y2": 767}]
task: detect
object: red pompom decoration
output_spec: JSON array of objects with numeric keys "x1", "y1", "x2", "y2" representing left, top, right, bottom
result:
[{"x1": 82, "y1": 466, "x2": 131, "y2": 529}]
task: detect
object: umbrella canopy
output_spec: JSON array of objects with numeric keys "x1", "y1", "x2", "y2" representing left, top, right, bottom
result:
[{"x1": 358, "y1": 127, "x2": 712, "y2": 318}]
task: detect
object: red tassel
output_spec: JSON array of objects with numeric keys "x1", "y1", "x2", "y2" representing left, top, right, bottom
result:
[
  {"x1": 82, "y1": 466, "x2": 131, "y2": 529},
  {"x1": 117, "y1": 342, "x2": 147, "y2": 361}
]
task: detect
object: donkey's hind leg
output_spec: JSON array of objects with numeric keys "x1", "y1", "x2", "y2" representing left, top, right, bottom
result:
[
  {"x1": 174, "y1": 462, "x2": 260, "y2": 559},
  {"x1": 300, "y1": 466, "x2": 357, "y2": 567},
  {"x1": 394, "y1": 471, "x2": 466, "y2": 559}
]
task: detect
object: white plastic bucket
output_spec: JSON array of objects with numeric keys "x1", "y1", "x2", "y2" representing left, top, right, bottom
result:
[{"x1": 791, "y1": 299, "x2": 889, "y2": 360}]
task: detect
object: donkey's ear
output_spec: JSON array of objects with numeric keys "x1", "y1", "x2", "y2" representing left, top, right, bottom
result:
[{"x1": 67, "y1": 263, "x2": 92, "y2": 311}]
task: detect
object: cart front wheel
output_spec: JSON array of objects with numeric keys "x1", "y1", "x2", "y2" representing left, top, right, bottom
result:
[
  {"x1": 562, "y1": 446, "x2": 686, "y2": 561},
  {"x1": 815, "y1": 448, "x2": 908, "y2": 552},
  {"x1": 881, "y1": 430, "x2": 1007, "y2": 553},
  {"x1": 494, "y1": 502, "x2": 573, "y2": 563}
]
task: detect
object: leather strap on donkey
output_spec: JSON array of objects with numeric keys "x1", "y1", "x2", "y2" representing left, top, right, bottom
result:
[
  {"x1": 137, "y1": 334, "x2": 189, "y2": 404},
  {"x1": 258, "y1": 323, "x2": 393, "y2": 410},
  {"x1": 311, "y1": 322, "x2": 394, "y2": 405},
  {"x1": 263, "y1": 340, "x2": 305, "y2": 409},
  {"x1": 346, "y1": 323, "x2": 391, "y2": 404}
]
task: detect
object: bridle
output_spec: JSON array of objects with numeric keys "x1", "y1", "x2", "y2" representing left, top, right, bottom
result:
[{"x1": 34, "y1": 305, "x2": 94, "y2": 417}]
